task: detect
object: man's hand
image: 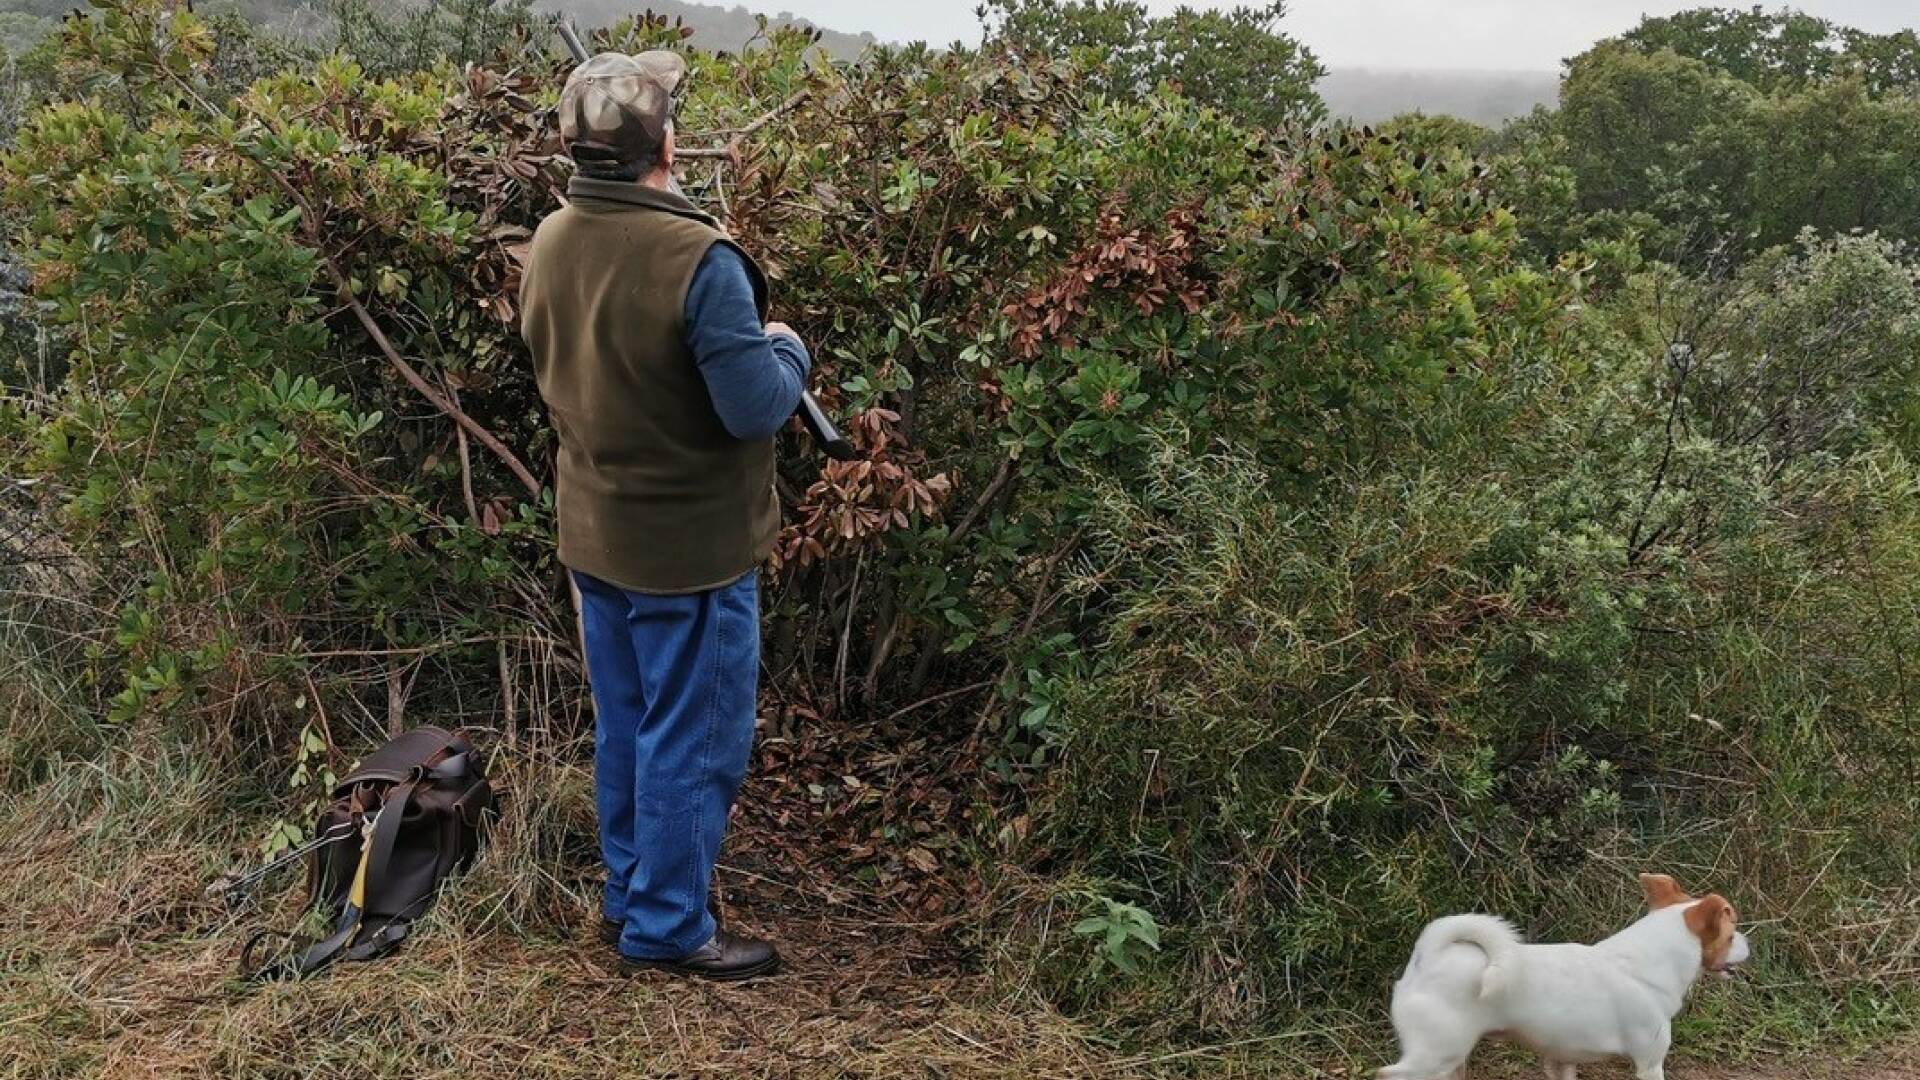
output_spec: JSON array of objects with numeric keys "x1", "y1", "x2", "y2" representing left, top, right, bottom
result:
[{"x1": 764, "y1": 320, "x2": 799, "y2": 341}]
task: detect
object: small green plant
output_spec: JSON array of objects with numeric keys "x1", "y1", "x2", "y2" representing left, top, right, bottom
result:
[
  {"x1": 1072, "y1": 893, "x2": 1160, "y2": 978},
  {"x1": 263, "y1": 718, "x2": 338, "y2": 859}
]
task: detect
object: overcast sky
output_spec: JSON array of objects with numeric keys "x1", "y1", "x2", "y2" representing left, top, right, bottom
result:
[{"x1": 777, "y1": 0, "x2": 1920, "y2": 71}]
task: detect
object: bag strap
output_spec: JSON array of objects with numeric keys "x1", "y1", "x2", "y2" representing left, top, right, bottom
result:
[
  {"x1": 244, "y1": 778, "x2": 421, "y2": 982},
  {"x1": 358, "y1": 777, "x2": 419, "y2": 909},
  {"x1": 341, "y1": 917, "x2": 412, "y2": 962},
  {"x1": 333, "y1": 776, "x2": 433, "y2": 964},
  {"x1": 245, "y1": 906, "x2": 364, "y2": 981}
]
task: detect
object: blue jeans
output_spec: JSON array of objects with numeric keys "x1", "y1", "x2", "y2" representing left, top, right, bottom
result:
[{"x1": 572, "y1": 569, "x2": 760, "y2": 960}]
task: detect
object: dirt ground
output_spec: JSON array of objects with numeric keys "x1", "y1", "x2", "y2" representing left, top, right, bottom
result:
[
  {"x1": 1694, "y1": 1062, "x2": 1917, "y2": 1080},
  {"x1": 1473, "y1": 1055, "x2": 1918, "y2": 1080}
]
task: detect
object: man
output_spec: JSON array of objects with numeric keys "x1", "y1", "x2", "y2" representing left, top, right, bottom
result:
[{"x1": 519, "y1": 50, "x2": 809, "y2": 981}]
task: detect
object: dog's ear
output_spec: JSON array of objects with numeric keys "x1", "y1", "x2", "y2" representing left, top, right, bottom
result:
[
  {"x1": 1686, "y1": 894, "x2": 1738, "y2": 965},
  {"x1": 1639, "y1": 872, "x2": 1693, "y2": 909}
]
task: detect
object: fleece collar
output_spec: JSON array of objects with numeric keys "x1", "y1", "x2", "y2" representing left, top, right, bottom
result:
[{"x1": 565, "y1": 177, "x2": 720, "y2": 229}]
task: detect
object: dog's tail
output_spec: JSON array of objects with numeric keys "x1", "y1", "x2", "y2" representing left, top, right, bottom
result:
[{"x1": 1405, "y1": 914, "x2": 1523, "y2": 1000}]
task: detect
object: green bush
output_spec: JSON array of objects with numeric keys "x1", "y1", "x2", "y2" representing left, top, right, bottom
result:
[
  {"x1": 1, "y1": 0, "x2": 1553, "y2": 737},
  {"x1": 2, "y1": 0, "x2": 1916, "y2": 1049},
  {"x1": 1492, "y1": 15, "x2": 1920, "y2": 263},
  {"x1": 1621, "y1": 6, "x2": 1920, "y2": 96},
  {"x1": 981, "y1": 0, "x2": 1325, "y2": 129},
  {"x1": 1017, "y1": 236, "x2": 1920, "y2": 1031}
]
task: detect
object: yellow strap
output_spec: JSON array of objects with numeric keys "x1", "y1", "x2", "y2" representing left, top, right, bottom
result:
[{"x1": 347, "y1": 826, "x2": 375, "y2": 909}]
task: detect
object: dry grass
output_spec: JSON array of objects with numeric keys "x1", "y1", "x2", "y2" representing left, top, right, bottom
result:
[
  {"x1": 3, "y1": 743, "x2": 1914, "y2": 1080},
  {"x1": 0, "y1": 752, "x2": 1104, "y2": 1079},
  {"x1": 0, "y1": 735, "x2": 1250, "y2": 1079}
]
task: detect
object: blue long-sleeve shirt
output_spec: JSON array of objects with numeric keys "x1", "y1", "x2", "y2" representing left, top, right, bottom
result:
[{"x1": 683, "y1": 244, "x2": 811, "y2": 441}]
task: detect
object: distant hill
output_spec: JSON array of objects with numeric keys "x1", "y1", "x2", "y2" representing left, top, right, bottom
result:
[
  {"x1": 536, "y1": 0, "x2": 876, "y2": 60},
  {"x1": 1317, "y1": 67, "x2": 1559, "y2": 126},
  {"x1": 0, "y1": 0, "x2": 1555, "y2": 126},
  {"x1": 0, "y1": 0, "x2": 880, "y2": 62}
]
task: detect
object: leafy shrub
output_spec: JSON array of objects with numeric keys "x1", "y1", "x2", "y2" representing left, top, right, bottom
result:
[
  {"x1": 1494, "y1": 20, "x2": 1920, "y2": 262},
  {"x1": 1016, "y1": 235, "x2": 1920, "y2": 1029},
  {"x1": 2, "y1": 0, "x2": 1917, "y2": 1050},
  {"x1": 981, "y1": 0, "x2": 1325, "y2": 128},
  {"x1": 0, "y1": 0, "x2": 1552, "y2": 832}
]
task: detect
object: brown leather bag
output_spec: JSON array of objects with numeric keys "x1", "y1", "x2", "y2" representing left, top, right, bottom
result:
[{"x1": 245, "y1": 726, "x2": 495, "y2": 980}]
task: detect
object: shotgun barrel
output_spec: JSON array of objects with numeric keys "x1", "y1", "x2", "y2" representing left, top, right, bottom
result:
[{"x1": 551, "y1": 16, "x2": 855, "y2": 462}]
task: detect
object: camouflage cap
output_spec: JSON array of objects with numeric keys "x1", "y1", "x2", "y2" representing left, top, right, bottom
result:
[{"x1": 559, "y1": 50, "x2": 687, "y2": 167}]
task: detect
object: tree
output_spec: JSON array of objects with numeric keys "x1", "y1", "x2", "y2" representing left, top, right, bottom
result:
[
  {"x1": 1522, "y1": 10, "x2": 1920, "y2": 262},
  {"x1": 1555, "y1": 42, "x2": 1755, "y2": 221},
  {"x1": 1713, "y1": 76, "x2": 1920, "y2": 250},
  {"x1": 327, "y1": 0, "x2": 538, "y2": 75},
  {"x1": 1840, "y1": 27, "x2": 1920, "y2": 98},
  {"x1": 1376, "y1": 110, "x2": 1493, "y2": 155},
  {"x1": 1622, "y1": 5, "x2": 1920, "y2": 96},
  {"x1": 981, "y1": 0, "x2": 1325, "y2": 128},
  {"x1": 1622, "y1": 5, "x2": 1844, "y2": 88},
  {"x1": 1546, "y1": 36, "x2": 1920, "y2": 258}
]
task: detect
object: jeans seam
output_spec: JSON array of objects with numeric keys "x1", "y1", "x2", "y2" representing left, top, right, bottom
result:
[
  {"x1": 687, "y1": 585, "x2": 728, "y2": 950},
  {"x1": 577, "y1": 571, "x2": 636, "y2": 930}
]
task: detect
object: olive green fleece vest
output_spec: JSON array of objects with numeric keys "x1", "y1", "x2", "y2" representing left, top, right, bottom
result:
[{"x1": 520, "y1": 178, "x2": 779, "y2": 594}]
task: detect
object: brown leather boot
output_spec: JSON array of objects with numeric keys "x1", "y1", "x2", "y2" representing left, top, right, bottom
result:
[{"x1": 619, "y1": 931, "x2": 780, "y2": 982}]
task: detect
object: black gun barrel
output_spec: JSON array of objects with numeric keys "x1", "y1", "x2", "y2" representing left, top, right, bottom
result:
[
  {"x1": 555, "y1": 18, "x2": 588, "y2": 62},
  {"x1": 551, "y1": 16, "x2": 854, "y2": 463},
  {"x1": 799, "y1": 387, "x2": 857, "y2": 460}
]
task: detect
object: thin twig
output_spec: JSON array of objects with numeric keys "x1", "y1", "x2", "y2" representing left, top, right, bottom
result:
[
  {"x1": 675, "y1": 89, "x2": 812, "y2": 164},
  {"x1": 947, "y1": 455, "x2": 1017, "y2": 548},
  {"x1": 301, "y1": 669, "x2": 338, "y2": 769},
  {"x1": 278, "y1": 636, "x2": 522, "y2": 659},
  {"x1": 881, "y1": 679, "x2": 992, "y2": 726},
  {"x1": 333, "y1": 272, "x2": 542, "y2": 499},
  {"x1": 447, "y1": 379, "x2": 481, "y2": 524},
  {"x1": 966, "y1": 527, "x2": 1087, "y2": 748},
  {"x1": 834, "y1": 547, "x2": 864, "y2": 707},
  {"x1": 708, "y1": 88, "x2": 811, "y2": 139}
]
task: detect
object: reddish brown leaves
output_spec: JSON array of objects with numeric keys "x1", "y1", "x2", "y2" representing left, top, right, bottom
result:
[
  {"x1": 436, "y1": 67, "x2": 570, "y2": 327},
  {"x1": 1003, "y1": 202, "x2": 1210, "y2": 358},
  {"x1": 775, "y1": 407, "x2": 954, "y2": 569},
  {"x1": 735, "y1": 714, "x2": 989, "y2": 923}
]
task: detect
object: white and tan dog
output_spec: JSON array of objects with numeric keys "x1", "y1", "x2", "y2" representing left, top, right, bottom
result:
[{"x1": 1380, "y1": 873, "x2": 1751, "y2": 1080}]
